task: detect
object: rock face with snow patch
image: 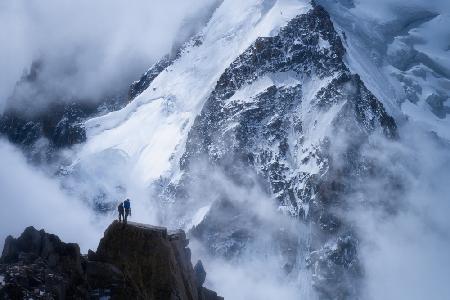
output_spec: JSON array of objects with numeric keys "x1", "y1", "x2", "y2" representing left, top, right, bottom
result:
[{"x1": 171, "y1": 5, "x2": 396, "y2": 299}]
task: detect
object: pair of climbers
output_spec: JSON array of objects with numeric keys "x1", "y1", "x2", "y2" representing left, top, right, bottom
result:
[{"x1": 118, "y1": 198, "x2": 131, "y2": 224}]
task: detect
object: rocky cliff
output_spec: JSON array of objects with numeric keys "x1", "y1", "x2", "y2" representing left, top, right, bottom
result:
[
  {"x1": 164, "y1": 5, "x2": 396, "y2": 299},
  {"x1": 0, "y1": 221, "x2": 222, "y2": 300}
]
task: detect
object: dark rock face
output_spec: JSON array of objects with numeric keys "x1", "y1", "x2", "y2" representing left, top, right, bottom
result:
[
  {"x1": 93, "y1": 222, "x2": 221, "y2": 300},
  {"x1": 0, "y1": 60, "x2": 129, "y2": 163},
  {"x1": 0, "y1": 223, "x2": 222, "y2": 300},
  {"x1": 0, "y1": 100, "x2": 129, "y2": 163},
  {"x1": 167, "y1": 5, "x2": 397, "y2": 299},
  {"x1": 193, "y1": 261, "x2": 206, "y2": 287},
  {"x1": 0, "y1": 103, "x2": 89, "y2": 160},
  {"x1": 0, "y1": 226, "x2": 87, "y2": 299}
]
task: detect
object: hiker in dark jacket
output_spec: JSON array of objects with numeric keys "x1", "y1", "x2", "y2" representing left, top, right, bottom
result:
[
  {"x1": 118, "y1": 202, "x2": 125, "y2": 222},
  {"x1": 124, "y1": 198, "x2": 131, "y2": 224}
]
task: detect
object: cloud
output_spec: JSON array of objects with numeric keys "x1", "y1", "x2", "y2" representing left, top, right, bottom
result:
[
  {"x1": 0, "y1": 0, "x2": 218, "y2": 113},
  {"x1": 182, "y1": 168, "x2": 306, "y2": 300},
  {"x1": 344, "y1": 123, "x2": 450, "y2": 300},
  {"x1": 0, "y1": 139, "x2": 108, "y2": 252}
]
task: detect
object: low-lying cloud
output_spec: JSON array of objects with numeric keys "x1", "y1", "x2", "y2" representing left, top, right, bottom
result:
[
  {"x1": 0, "y1": 139, "x2": 108, "y2": 252},
  {"x1": 344, "y1": 123, "x2": 450, "y2": 300},
  {"x1": 181, "y1": 167, "x2": 308, "y2": 300}
]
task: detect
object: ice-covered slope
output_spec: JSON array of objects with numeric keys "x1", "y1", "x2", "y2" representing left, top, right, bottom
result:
[
  {"x1": 318, "y1": 0, "x2": 450, "y2": 140},
  {"x1": 69, "y1": 0, "x2": 311, "y2": 202}
]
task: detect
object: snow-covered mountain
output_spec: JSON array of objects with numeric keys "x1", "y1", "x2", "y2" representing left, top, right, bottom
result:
[
  {"x1": 2, "y1": 0, "x2": 449, "y2": 299},
  {"x1": 60, "y1": 0, "x2": 398, "y2": 298}
]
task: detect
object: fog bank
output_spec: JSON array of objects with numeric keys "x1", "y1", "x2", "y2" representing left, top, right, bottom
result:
[
  {"x1": 0, "y1": 0, "x2": 217, "y2": 113},
  {"x1": 0, "y1": 139, "x2": 107, "y2": 252}
]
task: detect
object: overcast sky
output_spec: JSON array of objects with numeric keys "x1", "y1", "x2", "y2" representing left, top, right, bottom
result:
[{"x1": 0, "y1": 0, "x2": 217, "y2": 113}]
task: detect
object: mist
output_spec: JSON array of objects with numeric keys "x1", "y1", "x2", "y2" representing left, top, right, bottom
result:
[
  {"x1": 176, "y1": 125, "x2": 450, "y2": 300},
  {"x1": 179, "y1": 167, "x2": 310, "y2": 300},
  {"x1": 1, "y1": 1, "x2": 449, "y2": 299},
  {"x1": 339, "y1": 123, "x2": 450, "y2": 300},
  {"x1": 173, "y1": 113, "x2": 450, "y2": 300},
  {"x1": 0, "y1": 139, "x2": 108, "y2": 252},
  {"x1": 0, "y1": 0, "x2": 217, "y2": 114}
]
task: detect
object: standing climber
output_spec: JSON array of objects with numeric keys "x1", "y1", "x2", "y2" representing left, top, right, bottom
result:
[
  {"x1": 118, "y1": 201, "x2": 125, "y2": 222},
  {"x1": 124, "y1": 198, "x2": 131, "y2": 224}
]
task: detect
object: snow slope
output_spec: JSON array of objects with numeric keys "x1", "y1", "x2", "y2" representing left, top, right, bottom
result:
[
  {"x1": 73, "y1": 0, "x2": 311, "y2": 199},
  {"x1": 319, "y1": 0, "x2": 450, "y2": 139}
]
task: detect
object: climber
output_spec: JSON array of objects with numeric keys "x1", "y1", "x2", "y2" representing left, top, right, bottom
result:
[
  {"x1": 124, "y1": 198, "x2": 131, "y2": 224},
  {"x1": 118, "y1": 202, "x2": 125, "y2": 222}
]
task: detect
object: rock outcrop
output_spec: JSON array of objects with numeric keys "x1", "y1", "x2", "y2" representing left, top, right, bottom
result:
[{"x1": 0, "y1": 221, "x2": 222, "y2": 300}]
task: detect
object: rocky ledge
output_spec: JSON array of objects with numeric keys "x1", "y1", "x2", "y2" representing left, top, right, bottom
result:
[{"x1": 0, "y1": 221, "x2": 222, "y2": 300}]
